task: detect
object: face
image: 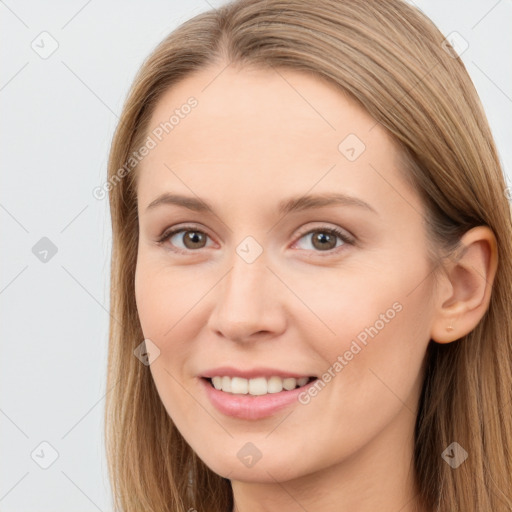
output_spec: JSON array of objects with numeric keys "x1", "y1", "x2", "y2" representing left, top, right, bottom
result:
[{"x1": 134, "y1": 63, "x2": 436, "y2": 483}]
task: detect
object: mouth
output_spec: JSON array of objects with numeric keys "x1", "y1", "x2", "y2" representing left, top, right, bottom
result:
[{"x1": 202, "y1": 375, "x2": 318, "y2": 396}]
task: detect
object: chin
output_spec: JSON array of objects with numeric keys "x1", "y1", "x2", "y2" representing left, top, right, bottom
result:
[{"x1": 195, "y1": 447, "x2": 310, "y2": 484}]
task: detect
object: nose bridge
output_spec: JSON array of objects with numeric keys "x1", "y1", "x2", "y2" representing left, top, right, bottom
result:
[
  {"x1": 208, "y1": 241, "x2": 285, "y2": 341},
  {"x1": 221, "y1": 247, "x2": 269, "y2": 318}
]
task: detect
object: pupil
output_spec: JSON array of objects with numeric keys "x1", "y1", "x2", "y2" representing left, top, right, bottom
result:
[
  {"x1": 314, "y1": 232, "x2": 334, "y2": 250},
  {"x1": 186, "y1": 231, "x2": 203, "y2": 248}
]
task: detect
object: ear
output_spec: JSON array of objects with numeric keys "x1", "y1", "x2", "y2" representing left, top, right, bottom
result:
[{"x1": 430, "y1": 226, "x2": 498, "y2": 344}]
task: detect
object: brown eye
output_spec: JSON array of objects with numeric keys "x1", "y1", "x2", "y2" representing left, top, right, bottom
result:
[
  {"x1": 294, "y1": 227, "x2": 352, "y2": 253},
  {"x1": 180, "y1": 230, "x2": 207, "y2": 250},
  {"x1": 310, "y1": 231, "x2": 338, "y2": 250},
  {"x1": 159, "y1": 227, "x2": 213, "y2": 252}
]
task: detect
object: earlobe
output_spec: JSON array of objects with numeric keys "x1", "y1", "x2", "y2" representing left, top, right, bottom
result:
[{"x1": 430, "y1": 226, "x2": 498, "y2": 344}]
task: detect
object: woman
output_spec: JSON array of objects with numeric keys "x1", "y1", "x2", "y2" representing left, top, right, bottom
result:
[{"x1": 104, "y1": 0, "x2": 512, "y2": 510}]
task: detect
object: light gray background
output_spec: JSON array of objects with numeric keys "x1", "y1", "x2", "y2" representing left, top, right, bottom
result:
[{"x1": 1, "y1": 0, "x2": 511, "y2": 510}]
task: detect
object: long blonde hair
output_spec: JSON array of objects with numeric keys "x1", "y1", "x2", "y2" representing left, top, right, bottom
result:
[{"x1": 104, "y1": 1, "x2": 512, "y2": 510}]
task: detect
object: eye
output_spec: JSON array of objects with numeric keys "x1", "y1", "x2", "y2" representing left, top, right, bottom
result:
[
  {"x1": 157, "y1": 224, "x2": 354, "y2": 255},
  {"x1": 292, "y1": 226, "x2": 354, "y2": 254},
  {"x1": 157, "y1": 225, "x2": 214, "y2": 253}
]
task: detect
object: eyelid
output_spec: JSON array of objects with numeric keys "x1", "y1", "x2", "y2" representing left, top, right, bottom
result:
[
  {"x1": 156, "y1": 223, "x2": 215, "y2": 249},
  {"x1": 293, "y1": 223, "x2": 355, "y2": 244}
]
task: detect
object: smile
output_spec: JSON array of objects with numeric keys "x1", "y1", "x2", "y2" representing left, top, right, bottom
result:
[
  {"x1": 200, "y1": 376, "x2": 319, "y2": 420},
  {"x1": 207, "y1": 375, "x2": 316, "y2": 395}
]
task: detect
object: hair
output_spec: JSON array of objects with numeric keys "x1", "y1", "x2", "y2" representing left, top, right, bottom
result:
[{"x1": 104, "y1": 0, "x2": 512, "y2": 510}]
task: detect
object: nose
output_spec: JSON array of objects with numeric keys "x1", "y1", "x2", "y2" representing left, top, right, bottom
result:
[{"x1": 206, "y1": 249, "x2": 287, "y2": 343}]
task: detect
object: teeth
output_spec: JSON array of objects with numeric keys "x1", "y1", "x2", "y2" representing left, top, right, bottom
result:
[
  {"x1": 221, "y1": 376, "x2": 231, "y2": 392},
  {"x1": 232, "y1": 377, "x2": 248, "y2": 394},
  {"x1": 267, "y1": 376, "x2": 283, "y2": 393},
  {"x1": 248, "y1": 377, "x2": 267, "y2": 395},
  {"x1": 212, "y1": 376, "x2": 223, "y2": 390},
  {"x1": 209, "y1": 375, "x2": 312, "y2": 395},
  {"x1": 297, "y1": 377, "x2": 309, "y2": 387},
  {"x1": 283, "y1": 377, "x2": 297, "y2": 391}
]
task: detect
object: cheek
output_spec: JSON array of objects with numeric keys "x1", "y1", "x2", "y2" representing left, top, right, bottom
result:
[
  {"x1": 333, "y1": 285, "x2": 431, "y2": 417},
  {"x1": 282, "y1": 260, "x2": 420, "y2": 357},
  {"x1": 134, "y1": 259, "x2": 214, "y2": 395},
  {"x1": 134, "y1": 262, "x2": 199, "y2": 424},
  {"x1": 134, "y1": 265, "x2": 166, "y2": 339},
  {"x1": 135, "y1": 259, "x2": 205, "y2": 340},
  {"x1": 306, "y1": 254, "x2": 433, "y2": 405}
]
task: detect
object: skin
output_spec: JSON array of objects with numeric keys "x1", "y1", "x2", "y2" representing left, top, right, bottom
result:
[{"x1": 134, "y1": 63, "x2": 498, "y2": 512}]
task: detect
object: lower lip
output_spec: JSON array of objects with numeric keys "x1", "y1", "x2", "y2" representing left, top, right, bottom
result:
[{"x1": 200, "y1": 377, "x2": 317, "y2": 420}]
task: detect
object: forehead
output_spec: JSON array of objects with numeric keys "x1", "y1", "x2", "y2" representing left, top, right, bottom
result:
[
  {"x1": 144, "y1": 64, "x2": 385, "y2": 160},
  {"x1": 136, "y1": 64, "x2": 417, "y2": 219}
]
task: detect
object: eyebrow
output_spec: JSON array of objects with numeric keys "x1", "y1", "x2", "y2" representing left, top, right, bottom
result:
[{"x1": 145, "y1": 192, "x2": 377, "y2": 216}]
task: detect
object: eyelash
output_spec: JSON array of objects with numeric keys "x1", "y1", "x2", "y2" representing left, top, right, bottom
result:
[{"x1": 156, "y1": 224, "x2": 354, "y2": 256}]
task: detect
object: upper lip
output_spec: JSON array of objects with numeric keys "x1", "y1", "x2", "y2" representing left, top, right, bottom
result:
[{"x1": 201, "y1": 366, "x2": 316, "y2": 379}]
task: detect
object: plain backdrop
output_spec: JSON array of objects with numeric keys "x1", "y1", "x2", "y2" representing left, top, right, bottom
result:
[{"x1": 1, "y1": 0, "x2": 511, "y2": 510}]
